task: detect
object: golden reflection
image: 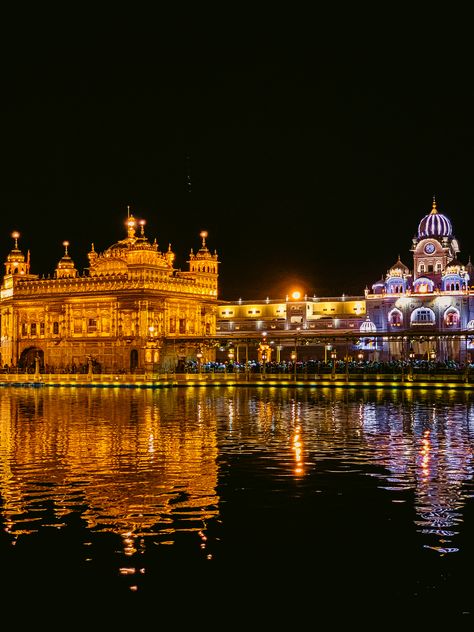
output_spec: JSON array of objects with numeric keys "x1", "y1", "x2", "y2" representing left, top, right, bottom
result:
[
  {"x1": 292, "y1": 424, "x2": 304, "y2": 476},
  {"x1": 0, "y1": 388, "x2": 220, "y2": 557}
]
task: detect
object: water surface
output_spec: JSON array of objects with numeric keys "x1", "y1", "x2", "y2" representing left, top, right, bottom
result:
[{"x1": 1, "y1": 386, "x2": 473, "y2": 618}]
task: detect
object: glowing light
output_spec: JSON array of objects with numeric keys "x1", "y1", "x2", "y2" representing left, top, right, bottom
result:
[
  {"x1": 291, "y1": 291, "x2": 301, "y2": 300},
  {"x1": 420, "y1": 429, "x2": 431, "y2": 478},
  {"x1": 292, "y1": 425, "x2": 304, "y2": 476}
]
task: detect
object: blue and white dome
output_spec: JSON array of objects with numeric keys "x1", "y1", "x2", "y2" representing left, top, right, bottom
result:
[
  {"x1": 360, "y1": 316, "x2": 376, "y2": 332},
  {"x1": 418, "y1": 198, "x2": 452, "y2": 238}
]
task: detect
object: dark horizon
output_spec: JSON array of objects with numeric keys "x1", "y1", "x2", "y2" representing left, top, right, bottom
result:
[{"x1": 2, "y1": 32, "x2": 474, "y2": 301}]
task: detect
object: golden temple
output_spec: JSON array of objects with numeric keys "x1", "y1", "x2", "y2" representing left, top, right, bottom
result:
[{"x1": 0, "y1": 211, "x2": 219, "y2": 373}]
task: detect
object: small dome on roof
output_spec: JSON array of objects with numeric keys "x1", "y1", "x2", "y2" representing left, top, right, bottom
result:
[
  {"x1": 445, "y1": 257, "x2": 463, "y2": 273},
  {"x1": 360, "y1": 316, "x2": 376, "y2": 332}
]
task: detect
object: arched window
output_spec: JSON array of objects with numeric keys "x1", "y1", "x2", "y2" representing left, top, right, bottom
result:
[
  {"x1": 419, "y1": 264, "x2": 425, "y2": 273},
  {"x1": 444, "y1": 309, "x2": 460, "y2": 327},
  {"x1": 413, "y1": 277, "x2": 435, "y2": 293},
  {"x1": 410, "y1": 307, "x2": 435, "y2": 324},
  {"x1": 388, "y1": 308, "x2": 402, "y2": 327}
]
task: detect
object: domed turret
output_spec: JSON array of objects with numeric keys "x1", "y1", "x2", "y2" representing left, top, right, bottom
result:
[
  {"x1": 388, "y1": 255, "x2": 409, "y2": 277},
  {"x1": 418, "y1": 197, "x2": 452, "y2": 238},
  {"x1": 4, "y1": 231, "x2": 30, "y2": 276},
  {"x1": 55, "y1": 241, "x2": 78, "y2": 279},
  {"x1": 445, "y1": 257, "x2": 463, "y2": 273},
  {"x1": 88, "y1": 209, "x2": 170, "y2": 277},
  {"x1": 360, "y1": 316, "x2": 377, "y2": 333},
  {"x1": 188, "y1": 230, "x2": 219, "y2": 276}
]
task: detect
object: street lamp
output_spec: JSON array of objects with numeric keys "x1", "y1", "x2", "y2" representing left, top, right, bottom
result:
[
  {"x1": 196, "y1": 349, "x2": 203, "y2": 373},
  {"x1": 409, "y1": 346, "x2": 415, "y2": 380},
  {"x1": 331, "y1": 350, "x2": 337, "y2": 378},
  {"x1": 259, "y1": 333, "x2": 270, "y2": 377},
  {"x1": 357, "y1": 352, "x2": 363, "y2": 363},
  {"x1": 429, "y1": 349, "x2": 436, "y2": 362}
]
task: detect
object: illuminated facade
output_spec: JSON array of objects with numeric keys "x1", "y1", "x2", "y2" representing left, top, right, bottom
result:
[
  {"x1": 0, "y1": 213, "x2": 219, "y2": 372},
  {"x1": 216, "y1": 199, "x2": 474, "y2": 363},
  {"x1": 365, "y1": 198, "x2": 474, "y2": 361}
]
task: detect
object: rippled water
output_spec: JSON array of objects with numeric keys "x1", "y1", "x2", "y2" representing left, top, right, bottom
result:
[{"x1": 1, "y1": 385, "x2": 474, "y2": 617}]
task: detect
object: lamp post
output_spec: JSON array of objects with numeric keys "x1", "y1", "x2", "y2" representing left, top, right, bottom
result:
[
  {"x1": 409, "y1": 346, "x2": 415, "y2": 380},
  {"x1": 331, "y1": 350, "x2": 337, "y2": 379},
  {"x1": 291, "y1": 349, "x2": 297, "y2": 381},
  {"x1": 196, "y1": 349, "x2": 203, "y2": 374}
]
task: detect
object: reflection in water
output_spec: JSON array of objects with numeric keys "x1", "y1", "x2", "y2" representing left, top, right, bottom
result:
[
  {"x1": 1, "y1": 385, "x2": 474, "y2": 612},
  {"x1": 0, "y1": 388, "x2": 219, "y2": 560}
]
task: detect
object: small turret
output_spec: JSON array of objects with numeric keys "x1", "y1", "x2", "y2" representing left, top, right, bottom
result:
[
  {"x1": 188, "y1": 230, "x2": 220, "y2": 275},
  {"x1": 55, "y1": 241, "x2": 78, "y2": 278},
  {"x1": 4, "y1": 231, "x2": 30, "y2": 276}
]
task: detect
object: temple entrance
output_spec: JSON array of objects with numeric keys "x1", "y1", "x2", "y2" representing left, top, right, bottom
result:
[{"x1": 19, "y1": 347, "x2": 44, "y2": 371}]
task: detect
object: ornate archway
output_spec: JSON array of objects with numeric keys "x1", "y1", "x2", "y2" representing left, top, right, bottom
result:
[{"x1": 18, "y1": 346, "x2": 44, "y2": 370}]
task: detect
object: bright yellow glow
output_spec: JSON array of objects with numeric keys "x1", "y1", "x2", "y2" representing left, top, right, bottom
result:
[
  {"x1": 291, "y1": 291, "x2": 301, "y2": 300},
  {"x1": 292, "y1": 425, "x2": 304, "y2": 476},
  {"x1": 11, "y1": 231, "x2": 19, "y2": 239}
]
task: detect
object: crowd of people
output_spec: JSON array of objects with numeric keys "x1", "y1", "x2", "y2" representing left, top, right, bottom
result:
[{"x1": 184, "y1": 358, "x2": 472, "y2": 374}]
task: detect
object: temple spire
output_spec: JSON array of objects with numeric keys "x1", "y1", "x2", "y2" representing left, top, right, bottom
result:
[{"x1": 431, "y1": 195, "x2": 438, "y2": 214}]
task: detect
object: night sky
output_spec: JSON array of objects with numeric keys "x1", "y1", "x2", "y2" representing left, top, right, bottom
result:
[{"x1": 2, "y1": 22, "x2": 474, "y2": 300}]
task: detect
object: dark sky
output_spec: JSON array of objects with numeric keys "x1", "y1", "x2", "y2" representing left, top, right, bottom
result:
[{"x1": 1, "y1": 21, "x2": 474, "y2": 300}]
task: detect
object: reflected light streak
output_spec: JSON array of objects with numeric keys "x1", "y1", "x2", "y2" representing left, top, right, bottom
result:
[
  {"x1": 292, "y1": 424, "x2": 304, "y2": 476},
  {"x1": 420, "y1": 430, "x2": 431, "y2": 479}
]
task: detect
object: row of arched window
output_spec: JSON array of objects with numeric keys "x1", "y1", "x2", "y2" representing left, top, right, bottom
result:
[{"x1": 387, "y1": 307, "x2": 461, "y2": 327}]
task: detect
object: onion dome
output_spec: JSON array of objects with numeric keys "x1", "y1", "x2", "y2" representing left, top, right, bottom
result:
[
  {"x1": 4, "y1": 231, "x2": 30, "y2": 276},
  {"x1": 445, "y1": 257, "x2": 463, "y2": 273},
  {"x1": 55, "y1": 241, "x2": 78, "y2": 278},
  {"x1": 417, "y1": 197, "x2": 452, "y2": 238},
  {"x1": 388, "y1": 255, "x2": 409, "y2": 277},
  {"x1": 360, "y1": 316, "x2": 377, "y2": 332}
]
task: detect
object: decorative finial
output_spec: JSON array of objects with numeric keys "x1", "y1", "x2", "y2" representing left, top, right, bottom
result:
[
  {"x1": 11, "y1": 231, "x2": 20, "y2": 248},
  {"x1": 127, "y1": 205, "x2": 131, "y2": 218},
  {"x1": 63, "y1": 240, "x2": 69, "y2": 255},
  {"x1": 126, "y1": 214, "x2": 136, "y2": 239},
  {"x1": 200, "y1": 230, "x2": 208, "y2": 247},
  {"x1": 139, "y1": 219, "x2": 146, "y2": 236},
  {"x1": 431, "y1": 196, "x2": 437, "y2": 214}
]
